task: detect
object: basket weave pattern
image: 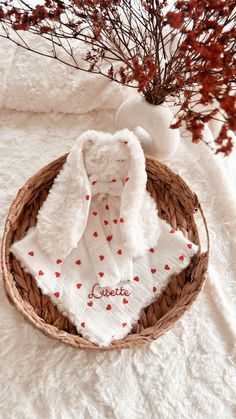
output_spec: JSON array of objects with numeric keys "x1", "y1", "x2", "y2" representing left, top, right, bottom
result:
[{"x1": 1, "y1": 155, "x2": 209, "y2": 350}]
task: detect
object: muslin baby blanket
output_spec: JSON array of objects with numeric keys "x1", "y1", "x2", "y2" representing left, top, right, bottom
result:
[{"x1": 11, "y1": 129, "x2": 198, "y2": 347}]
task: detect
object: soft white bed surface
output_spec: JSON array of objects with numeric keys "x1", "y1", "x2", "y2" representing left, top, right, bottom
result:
[{"x1": 0, "y1": 39, "x2": 236, "y2": 419}]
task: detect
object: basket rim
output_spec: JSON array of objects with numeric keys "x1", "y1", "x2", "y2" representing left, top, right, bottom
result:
[{"x1": 1, "y1": 154, "x2": 209, "y2": 351}]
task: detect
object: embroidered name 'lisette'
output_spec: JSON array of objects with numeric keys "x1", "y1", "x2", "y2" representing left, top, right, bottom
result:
[{"x1": 88, "y1": 283, "x2": 131, "y2": 299}]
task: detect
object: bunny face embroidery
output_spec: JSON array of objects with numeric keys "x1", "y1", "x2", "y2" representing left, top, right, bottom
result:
[{"x1": 83, "y1": 138, "x2": 130, "y2": 184}]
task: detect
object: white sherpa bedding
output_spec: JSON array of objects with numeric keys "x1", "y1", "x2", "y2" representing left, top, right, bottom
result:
[{"x1": 0, "y1": 35, "x2": 235, "y2": 418}]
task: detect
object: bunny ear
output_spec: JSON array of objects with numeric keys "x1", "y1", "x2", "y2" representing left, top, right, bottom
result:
[
  {"x1": 116, "y1": 129, "x2": 160, "y2": 257},
  {"x1": 36, "y1": 131, "x2": 95, "y2": 259}
]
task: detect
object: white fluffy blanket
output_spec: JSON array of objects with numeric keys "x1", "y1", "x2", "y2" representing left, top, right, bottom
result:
[{"x1": 0, "y1": 38, "x2": 236, "y2": 418}]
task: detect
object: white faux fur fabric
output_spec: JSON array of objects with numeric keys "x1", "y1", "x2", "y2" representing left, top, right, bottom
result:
[
  {"x1": 0, "y1": 36, "x2": 126, "y2": 114},
  {"x1": 0, "y1": 109, "x2": 236, "y2": 419},
  {"x1": 0, "y1": 38, "x2": 236, "y2": 418}
]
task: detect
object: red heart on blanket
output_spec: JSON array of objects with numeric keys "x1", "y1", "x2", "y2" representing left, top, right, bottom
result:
[
  {"x1": 99, "y1": 255, "x2": 105, "y2": 261},
  {"x1": 93, "y1": 231, "x2": 98, "y2": 237},
  {"x1": 87, "y1": 301, "x2": 93, "y2": 307},
  {"x1": 122, "y1": 322, "x2": 127, "y2": 327},
  {"x1": 112, "y1": 179, "x2": 116, "y2": 183},
  {"x1": 123, "y1": 298, "x2": 128, "y2": 304},
  {"x1": 106, "y1": 304, "x2": 112, "y2": 311},
  {"x1": 105, "y1": 204, "x2": 109, "y2": 210},
  {"x1": 125, "y1": 177, "x2": 129, "y2": 182},
  {"x1": 55, "y1": 272, "x2": 60, "y2": 278},
  {"x1": 56, "y1": 259, "x2": 62, "y2": 264},
  {"x1": 107, "y1": 235, "x2": 113, "y2": 242},
  {"x1": 92, "y1": 211, "x2": 98, "y2": 216},
  {"x1": 124, "y1": 141, "x2": 128, "y2": 144},
  {"x1": 164, "y1": 264, "x2": 170, "y2": 270},
  {"x1": 99, "y1": 272, "x2": 104, "y2": 277},
  {"x1": 120, "y1": 217, "x2": 124, "y2": 223},
  {"x1": 104, "y1": 220, "x2": 109, "y2": 225},
  {"x1": 76, "y1": 259, "x2": 81, "y2": 265},
  {"x1": 38, "y1": 270, "x2": 44, "y2": 276},
  {"x1": 153, "y1": 286, "x2": 157, "y2": 292},
  {"x1": 76, "y1": 283, "x2": 82, "y2": 289},
  {"x1": 92, "y1": 180, "x2": 97, "y2": 185},
  {"x1": 151, "y1": 268, "x2": 156, "y2": 274},
  {"x1": 187, "y1": 243, "x2": 193, "y2": 249},
  {"x1": 81, "y1": 322, "x2": 85, "y2": 328},
  {"x1": 54, "y1": 292, "x2": 60, "y2": 298},
  {"x1": 28, "y1": 251, "x2": 34, "y2": 256},
  {"x1": 179, "y1": 255, "x2": 185, "y2": 261},
  {"x1": 117, "y1": 249, "x2": 122, "y2": 255},
  {"x1": 170, "y1": 229, "x2": 176, "y2": 234},
  {"x1": 133, "y1": 276, "x2": 139, "y2": 282},
  {"x1": 85, "y1": 195, "x2": 90, "y2": 201},
  {"x1": 113, "y1": 219, "x2": 118, "y2": 224},
  {"x1": 149, "y1": 248, "x2": 155, "y2": 253}
]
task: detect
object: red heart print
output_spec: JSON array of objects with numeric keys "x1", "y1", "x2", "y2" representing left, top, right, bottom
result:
[
  {"x1": 93, "y1": 231, "x2": 98, "y2": 237},
  {"x1": 99, "y1": 255, "x2": 105, "y2": 261},
  {"x1": 106, "y1": 304, "x2": 112, "y2": 311},
  {"x1": 99, "y1": 272, "x2": 104, "y2": 277},
  {"x1": 105, "y1": 204, "x2": 109, "y2": 210},
  {"x1": 164, "y1": 264, "x2": 170, "y2": 270},
  {"x1": 122, "y1": 322, "x2": 127, "y2": 327},
  {"x1": 104, "y1": 220, "x2": 109, "y2": 225},
  {"x1": 153, "y1": 286, "x2": 157, "y2": 292},
  {"x1": 170, "y1": 229, "x2": 176, "y2": 234},
  {"x1": 120, "y1": 217, "x2": 124, "y2": 223},
  {"x1": 133, "y1": 276, "x2": 139, "y2": 282},
  {"x1": 81, "y1": 322, "x2": 85, "y2": 328},
  {"x1": 38, "y1": 270, "x2": 44, "y2": 276},
  {"x1": 123, "y1": 298, "x2": 128, "y2": 304},
  {"x1": 56, "y1": 259, "x2": 62, "y2": 264},
  {"x1": 92, "y1": 211, "x2": 98, "y2": 216},
  {"x1": 28, "y1": 251, "x2": 34, "y2": 256},
  {"x1": 113, "y1": 219, "x2": 118, "y2": 224},
  {"x1": 55, "y1": 272, "x2": 60, "y2": 278},
  {"x1": 85, "y1": 194, "x2": 90, "y2": 201},
  {"x1": 76, "y1": 283, "x2": 82, "y2": 289},
  {"x1": 124, "y1": 141, "x2": 128, "y2": 144},
  {"x1": 54, "y1": 292, "x2": 60, "y2": 298},
  {"x1": 187, "y1": 243, "x2": 193, "y2": 249},
  {"x1": 125, "y1": 177, "x2": 129, "y2": 182},
  {"x1": 107, "y1": 235, "x2": 113, "y2": 242},
  {"x1": 112, "y1": 179, "x2": 116, "y2": 183},
  {"x1": 151, "y1": 268, "x2": 156, "y2": 274},
  {"x1": 117, "y1": 249, "x2": 122, "y2": 255},
  {"x1": 179, "y1": 255, "x2": 185, "y2": 261},
  {"x1": 92, "y1": 180, "x2": 97, "y2": 185},
  {"x1": 149, "y1": 248, "x2": 155, "y2": 253},
  {"x1": 75, "y1": 259, "x2": 81, "y2": 265},
  {"x1": 87, "y1": 301, "x2": 93, "y2": 307}
]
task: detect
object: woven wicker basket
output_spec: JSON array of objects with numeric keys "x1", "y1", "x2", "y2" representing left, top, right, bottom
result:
[{"x1": 1, "y1": 154, "x2": 209, "y2": 351}]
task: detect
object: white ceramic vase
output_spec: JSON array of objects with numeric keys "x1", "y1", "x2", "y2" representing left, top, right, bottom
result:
[{"x1": 115, "y1": 95, "x2": 180, "y2": 161}]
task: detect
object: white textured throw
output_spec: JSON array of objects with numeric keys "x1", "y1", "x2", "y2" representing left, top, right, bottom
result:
[
  {"x1": 11, "y1": 129, "x2": 198, "y2": 346},
  {"x1": 0, "y1": 40, "x2": 235, "y2": 415}
]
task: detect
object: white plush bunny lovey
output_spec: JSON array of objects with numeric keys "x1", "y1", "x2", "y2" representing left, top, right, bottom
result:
[{"x1": 11, "y1": 129, "x2": 198, "y2": 347}]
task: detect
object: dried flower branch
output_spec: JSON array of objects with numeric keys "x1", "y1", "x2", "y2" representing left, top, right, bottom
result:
[{"x1": 0, "y1": 0, "x2": 235, "y2": 154}]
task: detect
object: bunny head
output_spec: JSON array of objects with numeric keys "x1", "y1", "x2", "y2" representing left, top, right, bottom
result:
[
  {"x1": 36, "y1": 129, "x2": 159, "y2": 259},
  {"x1": 83, "y1": 136, "x2": 130, "y2": 183}
]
